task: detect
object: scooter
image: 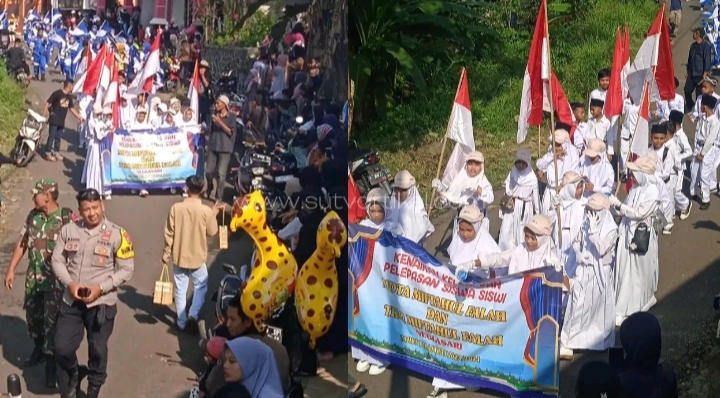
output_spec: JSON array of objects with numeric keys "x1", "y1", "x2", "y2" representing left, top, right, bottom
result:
[
  {"x1": 349, "y1": 140, "x2": 392, "y2": 196},
  {"x1": 164, "y1": 57, "x2": 181, "y2": 92},
  {"x1": 11, "y1": 109, "x2": 46, "y2": 167}
]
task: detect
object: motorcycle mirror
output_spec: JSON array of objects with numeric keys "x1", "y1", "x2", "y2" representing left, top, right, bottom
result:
[
  {"x1": 295, "y1": 116, "x2": 304, "y2": 124},
  {"x1": 222, "y1": 263, "x2": 237, "y2": 275}
]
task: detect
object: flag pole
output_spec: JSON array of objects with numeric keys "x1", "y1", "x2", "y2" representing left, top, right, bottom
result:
[
  {"x1": 543, "y1": 0, "x2": 563, "y2": 249},
  {"x1": 538, "y1": 125, "x2": 541, "y2": 157},
  {"x1": 614, "y1": 49, "x2": 659, "y2": 195},
  {"x1": 428, "y1": 68, "x2": 466, "y2": 216}
]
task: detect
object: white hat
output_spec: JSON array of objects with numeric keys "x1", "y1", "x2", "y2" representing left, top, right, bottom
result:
[
  {"x1": 391, "y1": 170, "x2": 416, "y2": 190},
  {"x1": 102, "y1": 107, "x2": 112, "y2": 115},
  {"x1": 217, "y1": 95, "x2": 230, "y2": 107},
  {"x1": 136, "y1": 105, "x2": 148, "y2": 114},
  {"x1": 93, "y1": 102, "x2": 103, "y2": 114},
  {"x1": 525, "y1": 214, "x2": 552, "y2": 236},
  {"x1": 466, "y1": 151, "x2": 484, "y2": 163},
  {"x1": 583, "y1": 138, "x2": 606, "y2": 158},
  {"x1": 170, "y1": 98, "x2": 181, "y2": 105},
  {"x1": 458, "y1": 205, "x2": 484, "y2": 223},
  {"x1": 626, "y1": 156, "x2": 657, "y2": 175},
  {"x1": 587, "y1": 193, "x2": 610, "y2": 211},
  {"x1": 158, "y1": 103, "x2": 168, "y2": 113}
]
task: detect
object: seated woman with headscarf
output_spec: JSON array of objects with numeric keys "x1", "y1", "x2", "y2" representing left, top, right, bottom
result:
[
  {"x1": 609, "y1": 156, "x2": 661, "y2": 327},
  {"x1": 216, "y1": 337, "x2": 285, "y2": 398},
  {"x1": 386, "y1": 170, "x2": 434, "y2": 244},
  {"x1": 547, "y1": 171, "x2": 587, "y2": 266},
  {"x1": 498, "y1": 148, "x2": 539, "y2": 250},
  {"x1": 433, "y1": 151, "x2": 494, "y2": 231},
  {"x1": 579, "y1": 138, "x2": 616, "y2": 198},
  {"x1": 537, "y1": 129, "x2": 581, "y2": 216},
  {"x1": 560, "y1": 193, "x2": 618, "y2": 360},
  {"x1": 428, "y1": 205, "x2": 500, "y2": 397},
  {"x1": 455, "y1": 214, "x2": 561, "y2": 278},
  {"x1": 618, "y1": 312, "x2": 678, "y2": 397}
]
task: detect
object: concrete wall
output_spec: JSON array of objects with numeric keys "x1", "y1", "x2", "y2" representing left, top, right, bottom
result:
[{"x1": 202, "y1": 45, "x2": 257, "y2": 93}]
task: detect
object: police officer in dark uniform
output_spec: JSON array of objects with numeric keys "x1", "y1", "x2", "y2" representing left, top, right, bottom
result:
[{"x1": 51, "y1": 189, "x2": 135, "y2": 398}]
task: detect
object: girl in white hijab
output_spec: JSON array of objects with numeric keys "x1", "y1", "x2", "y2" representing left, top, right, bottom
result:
[
  {"x1": 429, "y1": 205, "x2": 501, "y2": 396},
  {"x1": 170, "y1": 98, "x2": 183, "y2": 124},
  {"x1": 579, "y1": 138, "x2": 615, "y2": 198},
  {"x1": 537, "y1": 129, "x2": 581, "y2": 215},
  {"x1": 387, "y1": 170, "x2": 434, "y2": 243},
  {"x1": 498, "y1": 148, "x2": 539, "y2": 250},
  {"x1": 560, "y1": 193, "x2": 618, "y2": 359},
  {"x1": 131, "y1": 105, "x2": 150, "y2": 130},
  {"x1": 434, "y1": 151, "x2": 494, "y2": 231},
  {"x1": 548, "y1": 171, "x2": 587, "y2": 269},
  {"x1": 119, "y1": 93, "x2": 136, "y2": 130},
  {"x1": 352, "y1": 188, "x2": 390, "y2": 376},
  {"x1": 455, "y1": 214, "x2": 562, "y2": 277},
  {"x1": 608, "y1": 156, "x2": 660, "y2": 327},
  {"x1": 162, "y1": 109, "x2": 177, "y2": 128},
  {"x1": 81, "y1": 104, "x2": 111, "y2": 200},
  {"x1": 151, "y1": 102, "x2": 168, "y2": 129}
]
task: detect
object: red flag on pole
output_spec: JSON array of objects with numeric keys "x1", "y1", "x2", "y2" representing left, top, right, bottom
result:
[{"x1": 605, "y1": 28, "x2": 625, "y2": 119}]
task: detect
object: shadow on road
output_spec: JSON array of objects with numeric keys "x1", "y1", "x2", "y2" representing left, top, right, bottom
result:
[{"x1": 0, "y1": 315, "x2": 57, "y2": 396}]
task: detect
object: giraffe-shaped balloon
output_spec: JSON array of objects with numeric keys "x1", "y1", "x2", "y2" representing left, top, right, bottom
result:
[
  {"x1": 295, "y1": 211, "x2": 347, "y2": 348},
  {"x1": 229, "y1": 191, "x2": 297, "y2": 330}
]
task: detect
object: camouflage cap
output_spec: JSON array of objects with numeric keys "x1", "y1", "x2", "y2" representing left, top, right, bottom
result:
[{"x1": 31, "y1": 179, "x2": 58, "y2": 195}]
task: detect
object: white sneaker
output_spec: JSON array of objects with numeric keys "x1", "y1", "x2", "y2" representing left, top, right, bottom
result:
[
  {"x1": 560, "y1": 346, "x2": 573, "y2": 360},
  {"x1": 104, "y1": 194, "x2": 112, "y2": 201},
  {"x1": 679, "y1": 202, "x2": 692, "y2": 220},
  {"x1": 355, "y1": 360, "x2": 370, "y2": 373},
  {"x1": 140, "y1": 189, "x2": 149, "y2": 197},
  {"x1": 368, "y1": 365, "x2": 386, "y2": 375},
  {"x1": 427, "y1": 387, "x2": 448, "y2": 398},
  {"x1": 662, "y1": 224, "x2": 673, "y2": 235}
]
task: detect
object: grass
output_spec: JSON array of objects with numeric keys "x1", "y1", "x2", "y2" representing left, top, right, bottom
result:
[
  {"x1": 354, "y1": 0, "x2": 660, "y2": 197},
  {"x1": 0, "y1": 61, "x2": 28, "y2": 179}
]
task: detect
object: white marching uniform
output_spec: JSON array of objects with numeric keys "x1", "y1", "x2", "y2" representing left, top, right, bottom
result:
[
  {"x1": 537, "y1": 145, "x2": 580, "y2": 216},
  {"x1": 620, "y1": 99, "x2": 639, "y2": 172},
  {"x1": 672, "y1": 129, "x2": 692, "y2": 211},
  {"x1": 655, "y1": 94, "x2": 685, "y2": 122},
  {"x1": 586, "y1": 116, "x2": 614, "y2": 156},
  {"x1": 498, "y1": 166, "x2": 540, "y2": 250},
  {"x1": 651, "y1": 144, "x2": 679, "y2": 227},
  {"x1": 690, "y1": 113, "x2": 720, "y2": 203},
  {"x1": 81, "y1": 115, "x2": 110, "y2": 194}
]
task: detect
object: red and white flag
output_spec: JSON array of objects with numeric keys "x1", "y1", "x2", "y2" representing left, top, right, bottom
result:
[
  {"x1": 605, "y1": 27, "x2": 626, "y2": 119},
  {"x1": 141, "y1": 29, "x2": 162, "y2": 94},
  {"x1": 630, "y1": 80, "x2": 651, "y2": 158},
  {"x1": 187, "y1": 59, "x2": 200, "y2": 123},
  {"x1": 103, "y1": 62, "x2": 120, "y2": 128},
  {"x1": 621, "y1": 25, "x2": 631, "y2": 100},
  {"x1": 626, "y1": 5, "x2": 675, "y2": 104},
  {"x1": 94, "y1": 46, "x2": 114, "y2": 105},
  {"x1": 80, "y1": 44, "x2": 107, "y2": 96},
  {"x1": 517, "y1": 0, "x2": 573, "y2": 143},
  {"x1": 441, "y1": 68, "x2": 475, "y2": 187}
]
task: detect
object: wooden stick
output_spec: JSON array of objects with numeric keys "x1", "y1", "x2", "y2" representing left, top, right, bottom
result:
[
  {"x1": 538, "y1": 125, "x2": 542, "y2": 158},
  {"x1": 427, "y1": 68, "x2": 466, "y2": 216},
  {"x1": 543, "y1": 0, "x2": 563, "y2": 249}
]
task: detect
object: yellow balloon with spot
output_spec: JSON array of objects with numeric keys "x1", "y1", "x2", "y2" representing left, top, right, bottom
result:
[
  {"x1": 295, "y1": 211, "x2": 347, "y2": 348},
  {"x1": 230, "y1": 191, "x2": 298, "y2": 330}
]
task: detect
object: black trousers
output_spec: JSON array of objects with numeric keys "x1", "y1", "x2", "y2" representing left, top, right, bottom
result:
[
  {"x1": 684, "y1": 75, "x2": 705, "y2": 112},
  {"x1": 54, "y1": 301, "x2": 117, "y2": 387}
]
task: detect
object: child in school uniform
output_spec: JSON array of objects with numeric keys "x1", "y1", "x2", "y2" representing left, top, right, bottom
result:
[
  {"x1": 570, "y1": 102, "x2": 589, "y2": 153},
  {"x1": 649, "y1": 123, "x2": 679, "y2": 234},
  {"x1": 620, "y1": 96, "x2": 640, "y2": 175},
  {"x1": 666, "y1": 113, "x2": 693, "y2": 221},
  {"x1": 690, "y1": 95, "x2": 720, "y2": 210},
  {"x1": 655, "y1": 77, "x2": 685, "y2": 122},
  {"x1": 587, "y1": 98, "x2": 613, "y2": 159},
  {"x1": 588, "y1": 68, "x2": 611, "y2": 111},
  {"x1": 690, "y1": 77, "x2": 720, "y2": 123}
]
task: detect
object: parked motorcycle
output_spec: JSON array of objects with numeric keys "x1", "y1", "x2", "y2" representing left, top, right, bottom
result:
[
  {"x1": 349, "y1": 140, "x2": 392, "y2": 196},
  {"x1": 12, "y1": 67, "x2": 30, "y2": 88},
  {"x1": 11, "y1": 109, "x2": 46, "y2": 167},
  {"x1": 163, "y1": 56, "x2": 181, "y2": 92},
  {"x1": 216, "y1": 69, "x2": 239, "y2": 98}
]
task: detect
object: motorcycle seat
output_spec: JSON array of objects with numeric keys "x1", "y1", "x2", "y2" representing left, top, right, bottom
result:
[{"x1": 349, "y1": 147, "x2": 372, "y2": 161}]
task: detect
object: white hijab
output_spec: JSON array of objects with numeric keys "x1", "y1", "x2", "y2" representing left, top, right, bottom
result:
[
  {"x1": 508, "y1": 234, "x2": 558, "y2": 275},
  {"x1": 359, "y1": 200, "x2": 386, "y2": 230},
  {"x1": 444, "y1": 165, "x2": 489, "y2": 205},
  {"x1": 622, "y1": 170, "x2": 659, "y2": 246},
  {"x1": 557, "y1": 181, "x2": 585, "y2": 246},
  {"x1": 581, "y1": 152, "x2": 613, "y2": 191},
  {"x1": 578, "y1": 207, "x2": 618, "y2": 291},
  {"x1": 547, "y1": 142, "x2": 580, "y2": 187},
  {"x1": 506, "y1": 162, "x2": 537, "y2": 199},
  {"x1": 388, "y1": 186, "x2": 434, "y2": 243},
  {"x1": 447, "y1": 219, "x2": 500, "y2": 265}
]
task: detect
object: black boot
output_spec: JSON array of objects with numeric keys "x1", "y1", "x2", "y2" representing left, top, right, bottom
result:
[
  {"x1": 86, "y1": 383, "x2": 102, "y2": 398},
  {"x1": 45, "y1": 356, "x2": 58, "y2": 389},
  {"x1": 24, "y1": 338, "x2": 45, "y2": 367},
  {"x1": 61, "y1": 367, "x2": 79, "y2": 398},
  {"x1": 40, "y1": 73, "x2": 46, "y2": 82}
]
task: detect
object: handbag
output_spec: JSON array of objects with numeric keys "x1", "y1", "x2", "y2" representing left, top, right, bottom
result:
[
  {"x1": 499, "y1": 194, "x2": 515, "y2": 212},
  {"x1": 629, "y1": 222, "x2": 650, "y2": 255},
  {"x1": 153, "y1": 264, "x2": 174, "y2": 305},
  {"x1": 219, "y1": 209, "x2": 229, "y2": 249}
]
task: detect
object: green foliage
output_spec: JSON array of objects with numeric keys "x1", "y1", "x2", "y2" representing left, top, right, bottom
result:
[
  {"x1": 353, "y1": 0, "x2": 659, "y2": 188},
  {"x1": 212, "y1": 11, "x2": 276, "y2": 46},
  {"x1": 0, "y1": 60, "x2": 26, "y2": 178}
]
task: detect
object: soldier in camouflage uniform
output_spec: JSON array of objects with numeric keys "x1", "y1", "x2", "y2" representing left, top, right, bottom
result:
[{"x1": 3, "y1": 179, "x2": 75, "y2": 389}]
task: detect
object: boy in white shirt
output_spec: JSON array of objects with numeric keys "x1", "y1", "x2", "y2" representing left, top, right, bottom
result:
[
  {"x1": 655, "y1": 77, "x2": 685, "y2": 122},
  {"x1": 650, "y1": 123, "x2": 679, "y2": 234},
  {"x1": 667, "y1": 112, "x2": 693, "y2": 220},
  {"x1": 690, "y1": 77, "x2": 720, "y2": 123},
  {"x1": 691, "y1": 95, "x2": 720, "y2": 210},
  {"x1": 570, "y1": 102, "x2": 588, "y2": 153},
  {"x1": 587, "y1": 98, "x2": 613, "y2": 159},
  {"x1": 588, "y1": 68, "x2": 610, "y2": 112}
]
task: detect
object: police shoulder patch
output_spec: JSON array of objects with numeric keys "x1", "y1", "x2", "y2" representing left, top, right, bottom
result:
[{"x1": 116, "y1": 228, "x2": 134, "y2": 260}]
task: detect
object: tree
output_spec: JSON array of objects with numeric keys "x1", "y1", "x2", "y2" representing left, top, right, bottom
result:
[{"x1": 306, "y1": 0, "x2": 348, "y2": 102}]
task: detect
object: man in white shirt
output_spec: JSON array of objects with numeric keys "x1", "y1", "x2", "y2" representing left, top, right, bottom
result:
[
  {"x1": 690, "y1": 95, "x2": 720, "y2": 209},
  {"x1": 587, "y1": 98, "x2": 613, "y2": 160},
  {"x1": 667, "y1": 112, "x2": 693, "y2": 221}
]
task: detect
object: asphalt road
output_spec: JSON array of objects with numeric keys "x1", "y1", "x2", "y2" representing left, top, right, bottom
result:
[
  {"x1": 349, "y1": 4, "x2": 720, "y2": 398},
  {"x1": 0, "y1": 76, "x2": 348, "y2": 396}
]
